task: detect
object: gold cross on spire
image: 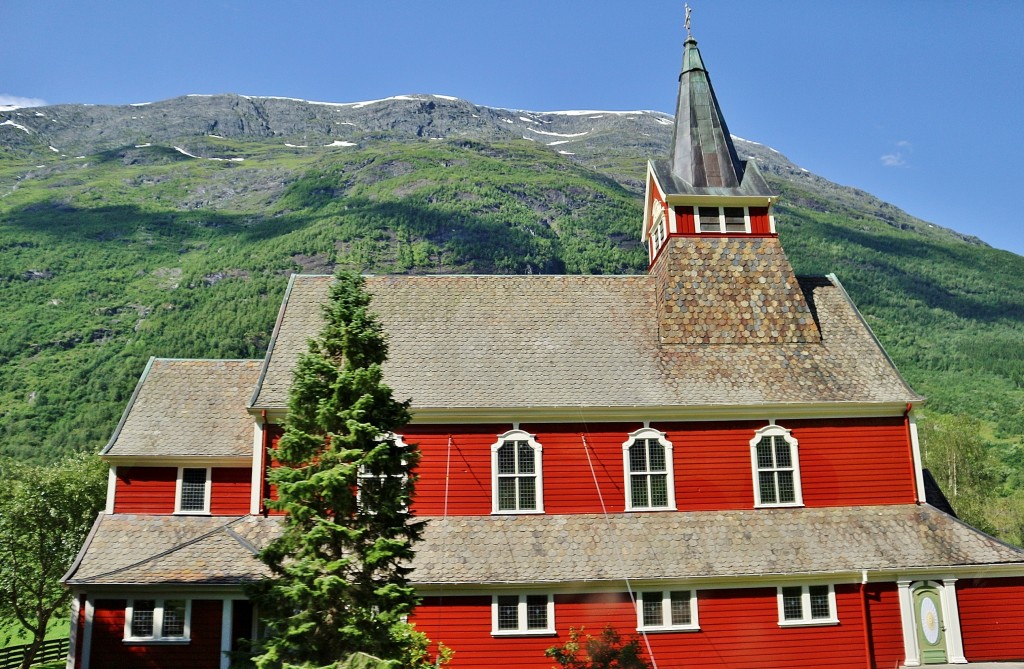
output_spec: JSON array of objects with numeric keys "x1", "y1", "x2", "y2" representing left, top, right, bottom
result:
[{"x1": 685, "y1": 3, "x2": 692, "y2": 37}]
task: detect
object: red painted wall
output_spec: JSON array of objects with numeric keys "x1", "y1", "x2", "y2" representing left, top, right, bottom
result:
[
  {"x1": 864, "y1": 582, "x2": 906, "y2": 669},
  {"x1": 413, "y1": 585, "x2": 900, "y2": 668},
  {"x1": 669, "y1": 206, "x2": 775, "y2": 237},
  {"x1": 210, "y1": 468, "x2": 252, "y2": 515},
  {"x1": 114, "y1": 467, "x2": 176, "y2": 514},
  {"x1": 88, "y1": 599, "x2": 222, "y2": 669},
  {"x1": 403, "y1": 417, "x2": 914, "y2": 516},
  {"x1": 114, "y1": 467, "x2": 253, "y2": 515},
  {"x1": 957, "y1": 577, "x2": 1024, "y2": 661}
]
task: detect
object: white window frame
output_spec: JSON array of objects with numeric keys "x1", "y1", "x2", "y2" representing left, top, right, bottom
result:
[
  {"x1": 174, "y1": 467, "x2": 211, "y2": 514},
  {"x1": 649, "y1": 200, "x2": 667, "y2": 259},
  {"x1": 636, "y1": 590, "x2": 699, "y2": 632},
  {"x1": 357, "y1": 434, "x2": 409, "y2": 513},
  {"x1": 623, "y1": 428, "x2": 676, "y2": 511},
  {"x1": 124, "y1": 598, "x2": 192, "y2": 642},
  {"x1": 750, "y1": 424, "x2": 803, "y2": 508},
  {"x1": 777, "y1": 584, "x2": 838, "y2": 626},
  {"x1": 491, "y1": 594, "x2": 555, "y2": 636},
  {"x1": 695, "y1": 205, "x2": 751, "y2": 234},
  {"x1": 491, "y1": 429, "x2": 544, "y2": 514}
]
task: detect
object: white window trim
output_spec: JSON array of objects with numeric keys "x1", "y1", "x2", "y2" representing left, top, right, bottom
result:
[
  {"x1": 777, "y1": 584, "x2": 838, "y2": 627},
  {"x1": 695, "y1": 205, "x2": 751, "y2": 234},
  {"x1": 124, "y1": 598, "x2": 192, "y2": 643},
  {"x1": 491, "y1": 429, "x2": 544, "y2": 514},
  {"x1": 623, "y1": 427, "x2": 676, "y2": 511},
  {"x1": 174, "y1": 467, "x2": 211, "y2": 515},
  {"x1": 636, "y1": 590, "x2": 700, "y2": 632},
  {"x1": 491, "y1": 594, "x2": 555, "y2": 636},
  {"x1": 650, "y1": 201, "x2": 667, "y2": 258},
  {"x1": 357, "y1": 434, "x2": 409, "y2": 512},
  {"x1": 750, "y1": 424, "x2": 803, "y2": 508}
]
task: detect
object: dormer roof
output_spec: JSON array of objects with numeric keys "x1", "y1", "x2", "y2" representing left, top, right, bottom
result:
[{"x1": 656, "y1": 35, "x2": 773, "y2": 199}]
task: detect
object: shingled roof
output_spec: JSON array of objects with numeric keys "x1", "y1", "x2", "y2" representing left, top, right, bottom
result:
[
  {"x1": 63, "y1": 514, "x2": 279, "y2": 586},
  {"x1": 413, "y1": 505, "x2": 1024, "y2": 585},
  {"x1": 65, "y1": 505, "x2": 1024, "y2": 587},
  {"x1": 104, "y1": 358, "x2": 262, "y2": 458},
  {"x1": 249, "y1": 272, "x2": 920, "y2": 412}
]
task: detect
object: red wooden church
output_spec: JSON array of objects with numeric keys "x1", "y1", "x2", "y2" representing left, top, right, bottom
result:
[{"x1": 63, "y1": 27, "x2": 1024, "y2": 669}]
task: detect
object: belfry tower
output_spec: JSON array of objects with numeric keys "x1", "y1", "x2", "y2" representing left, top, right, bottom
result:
[{"x1": 644, "y1": 20, "x2": 820, "y2": 346}]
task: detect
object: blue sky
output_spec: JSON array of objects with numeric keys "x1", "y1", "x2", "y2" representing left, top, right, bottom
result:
[{"x1": 3, "y1": 0, "x2": 1023, "y2": 255}]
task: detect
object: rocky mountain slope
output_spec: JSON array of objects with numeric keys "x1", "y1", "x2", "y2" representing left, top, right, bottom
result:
[{"x1": 1, "y1": 93, "x2": 1022, "y2": 542}]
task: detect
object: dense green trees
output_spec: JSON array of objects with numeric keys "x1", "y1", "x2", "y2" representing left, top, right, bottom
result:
[
  {"x1": 250, "y1": 271, "x2": 445, "y2": 668},
  {"x1": 0, "y1": 454, "x2": 107, "y2": 668}
]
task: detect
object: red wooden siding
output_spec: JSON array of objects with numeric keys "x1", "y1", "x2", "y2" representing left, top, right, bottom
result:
[
  {"x1": 74, "y1": 594, "x2": 86, "y2": 669},
  {"x1": 114, "y1": 467, "x2": 176, "y2": 514},
  {"x1": 413, "y1": 585, "x2": 901, "y2": 668},
  {"x1": 210, "y1": 468, "x2": 252, "y2": 515},
  {"x1": 404, "y1": 417, "x2": 914, "y2": 516},
  {"x1": 864, "y1": 582, "x2": 906, "y2": 669},
  {"x1": 957, "y1": 577, "x2": 1024, "y2": 661},
  {"x1": 88, "y1": 599, "x2": 222, "y2": 669},
  {"x1": 669, "y1": 206, "x2": 775, "y2": 237},
  {"x1": 114, "y1": 467, "x2": 253, "y2": 515}
]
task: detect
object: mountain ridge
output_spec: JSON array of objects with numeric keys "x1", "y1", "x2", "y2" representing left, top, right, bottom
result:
[{"x1": 0, "y1": 93, "x2": 990, "y2": 251}]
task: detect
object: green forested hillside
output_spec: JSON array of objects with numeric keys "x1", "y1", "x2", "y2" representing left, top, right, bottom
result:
[{"x1": 2, "y1": 101, "x2": 1023, "y2": 543}]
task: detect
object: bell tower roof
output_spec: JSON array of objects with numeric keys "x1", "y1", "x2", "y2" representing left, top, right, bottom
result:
[{"x1": 652, "y1": 30, "x2": 773, "y2": 198}]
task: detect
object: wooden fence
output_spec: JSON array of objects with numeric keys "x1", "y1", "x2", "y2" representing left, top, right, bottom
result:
[{"x1": 0, "y1": 637, "x2": 68, "y2": 669}]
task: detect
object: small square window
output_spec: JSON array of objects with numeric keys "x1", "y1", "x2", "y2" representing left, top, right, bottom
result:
[
  {"x1": 637, "y1": 590, "x2": 698, "y2": 631},
  {"x1": 492, "y1": 594, "x2": 554, "y2": 635},
  {"x1": 177, "y1": 468, "x2": 209, "y2": 514},
  {"x1": 125, "y1": 599, "x2": 191, "y2": 641},
  {"x1": 777, "y1": 585, "x2": 837, "y2": 626}
]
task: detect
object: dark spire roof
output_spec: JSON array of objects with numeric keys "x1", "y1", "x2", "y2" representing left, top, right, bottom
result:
[{"x1": 653, "y1": 34, "x2": 773, "y2": 198}]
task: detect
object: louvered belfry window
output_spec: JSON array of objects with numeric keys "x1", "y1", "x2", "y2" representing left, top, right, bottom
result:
[
  {"x1": 497, "y1": 440, "x2": 537, "y2": 511},
  {"x1": 756, "y1": 435, "x2": 796, "y2": 504}
]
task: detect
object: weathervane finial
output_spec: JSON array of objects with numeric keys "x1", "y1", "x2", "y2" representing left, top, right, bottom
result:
[{"x1": 684, "y1": 4, "x2": 692, "y2": 38}]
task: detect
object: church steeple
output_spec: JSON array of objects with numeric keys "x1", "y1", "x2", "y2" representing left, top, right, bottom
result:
[
  {"x1": 668, "y1": 35, "x2": 745, "y2": 189},
  {"x1": 642, "y1": 14, "x2": 819, "y2": 347}
]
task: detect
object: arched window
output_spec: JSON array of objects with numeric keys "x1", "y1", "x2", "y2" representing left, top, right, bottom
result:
[
  {"x1": 623, "y1": 427, "x2": 675, "y2": 511},
  {"x1": 491, "y1": 429, "x2": 543, "y2": 514},
  {"x1": 750, "y1": 424, "x2": 803, "y2": 507}
]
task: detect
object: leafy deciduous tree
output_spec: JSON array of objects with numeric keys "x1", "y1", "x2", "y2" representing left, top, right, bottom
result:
[
  {"x1": 0, "y1": 454, "x2": 107, "y2": 669},
  {"x1": 545, "y1": 625, "x2": 651, "y2": 669}
]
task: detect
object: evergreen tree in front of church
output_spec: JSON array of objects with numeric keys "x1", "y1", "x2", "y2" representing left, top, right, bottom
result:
[{"x1": 251, "y1": 270, "x2": 434, "y2": 668}]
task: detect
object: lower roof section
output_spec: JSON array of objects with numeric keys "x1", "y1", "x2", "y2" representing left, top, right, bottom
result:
[
  {"x1": 66, "y1": 506, "x2": 1024, "y2": 589},
  {"x1": 414, "y1": 505, "x2": 1024, "y2": 585}
]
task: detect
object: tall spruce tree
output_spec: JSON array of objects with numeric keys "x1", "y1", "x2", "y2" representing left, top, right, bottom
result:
[{"x1": 252, "y1": 270, "x2": 426, "y2": 669}]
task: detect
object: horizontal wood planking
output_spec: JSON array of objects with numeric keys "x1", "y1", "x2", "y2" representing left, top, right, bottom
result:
[
  {"x1": 413, "y1": 585, "x2": 899, "y2": 668},
  {"x1": 864, "y1": 582, "x2": 905, "y2": 668},
  {"x1": 87, "y1": 599, "x2": 222, "y2": 669},
  {"x1": 114, "y1": 467, "x2": 176, "y2": 514},
  {"x1": 957, "y1": 576, "x2": 1024, "y2": 661},
  {"x1": 404, "y1": 417, "x2": 914, "y2": 516},
  {"x1": 210, "y1": 468, "x2": 252, "y2": 515}
]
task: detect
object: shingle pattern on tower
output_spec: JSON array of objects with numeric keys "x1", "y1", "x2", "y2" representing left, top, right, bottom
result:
[
  {"x1": 64, "y1": 514, "x2": 280, "y2": 585},
  {"x1": 412, "y1": 505, "x2": 1024, "y2": 585},
  {"x1": 250, "y1": 273, "x2": 920, "y2": 411},
  {"x1": 654, "y1": 237, "x2": 820, "y2": 345},
  {"x1": 104, "y1": 358, "x2": 262, "y2": 458}
]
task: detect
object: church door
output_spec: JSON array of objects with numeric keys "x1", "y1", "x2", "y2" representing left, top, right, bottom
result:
[{"x1": 913, "y1": 584, "x2": 947, "y2": 664}]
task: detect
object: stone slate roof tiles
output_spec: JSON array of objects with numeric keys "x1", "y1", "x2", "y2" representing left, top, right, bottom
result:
[
  {"x1": 250, "y1": 272, "x2": 920, "y2": 411},
  {"x1": 65, "y1": 505, "x2": 1024, "y2": 587},
  {"x1": 412, "y1": 505, "x2": 1024, "y2": 585},
  {"x1": 104, "y1": 358, "x2": 262, "y2": 458},
  {"x1": 63, "y1": 514, "x2": 280, "y2": 585}
]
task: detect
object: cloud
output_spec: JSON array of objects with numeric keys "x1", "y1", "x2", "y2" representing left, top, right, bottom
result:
[
  {"x1": 0, "y1": 94, "x2": 48, "y2": 109},
  {"x1": 881, "y1": 140, "x2": 912, "y2": 168}
]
